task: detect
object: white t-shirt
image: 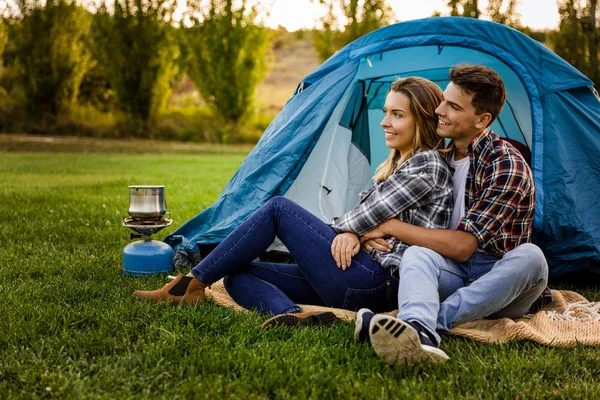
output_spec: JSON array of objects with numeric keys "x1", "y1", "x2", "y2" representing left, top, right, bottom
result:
[{"x1": 449, "y1": 156, "x2": 470, "y2": 230}]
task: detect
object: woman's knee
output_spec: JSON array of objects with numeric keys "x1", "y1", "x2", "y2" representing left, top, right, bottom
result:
[{"x1": 265, "y1": 196, "x2": 290, "y2": 208}]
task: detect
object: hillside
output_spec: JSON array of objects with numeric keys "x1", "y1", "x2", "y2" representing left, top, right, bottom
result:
[
  {"x1": 256, "y1": 31, "x2": 321, "y2": 114},
  {"x1": 171, "y1": 31, "x2": 321, "y2": 118}
]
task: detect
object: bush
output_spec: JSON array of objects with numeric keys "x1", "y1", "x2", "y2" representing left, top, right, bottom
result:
[
  {"x1": 184, "y1": 0, "x2": 272, "y2": 143},
  {"x1": 8, "y1": 0, "x2": 93, "y2": 120},
  {"x1": 90, "y1": 0, "x2": 181, "y2": 133}
]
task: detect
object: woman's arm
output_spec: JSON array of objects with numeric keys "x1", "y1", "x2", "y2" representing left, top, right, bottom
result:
[{"x1": 331, "y1": 151, "x2": 449, "y2": 235}]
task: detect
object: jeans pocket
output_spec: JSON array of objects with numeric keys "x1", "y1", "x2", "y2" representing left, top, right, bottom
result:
[{"x1": 342, "y1": 280, "x2": 393, "y2": 313}]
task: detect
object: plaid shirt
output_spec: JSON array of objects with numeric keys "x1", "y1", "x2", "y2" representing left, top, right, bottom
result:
[
  {"x1": 452, "y1": 129, "x2": 535, "y2": 257},
  {"x1": 331, "y1": 150, "x2": 453, "y2": 272}
]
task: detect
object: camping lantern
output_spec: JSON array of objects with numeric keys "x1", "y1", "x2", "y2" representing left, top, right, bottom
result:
[{"x1": 122, "y1": 185, "x2": 173, "y2": 276}]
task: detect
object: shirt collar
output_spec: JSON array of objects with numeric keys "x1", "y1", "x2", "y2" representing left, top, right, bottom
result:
[{"x1": 466, "y1": 128, "x2": 491, "y2": 156}]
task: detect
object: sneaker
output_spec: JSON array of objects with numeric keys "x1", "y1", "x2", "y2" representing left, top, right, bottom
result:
[
  {"x1": 369, "y1": 314, "x2": 449, "y2": 365},
  {"x1": 261, "y1": 311, "x2": 337, "y2": 330},
  {"x1": 354, "y1": 308, "x2": 375, "y2": 343}
]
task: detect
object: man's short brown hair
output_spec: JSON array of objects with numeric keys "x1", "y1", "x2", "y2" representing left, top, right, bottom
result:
[{"x1": 449, "y1": 64, "x2": 507, "y2": 126}]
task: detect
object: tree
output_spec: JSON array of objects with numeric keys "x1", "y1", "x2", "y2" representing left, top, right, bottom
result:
[
  {"x1": 0, "y1": 22, "x2": 7, "y2": 78},
  {"x1": 551, "y1": 0, "x2": 599, "y2": 86},
  {"x1": 8, "y1": 0, "x2": 92, "y2": 119},
  {"x1": 448, "y1": 0, "x2": 480, "y2": 18},
  {"x1": 585, "y1": 0, "x2": 598, "y2": 83},
  {"x1": 91, "y1": 0, "x2": 180, "y2": 129},
  {"x1": 486, "y1": 0, "x2": 521, "y2": 28},
  {"x1": 184, "y1": 0, "x2": 272, "y2": 142},
  {"x1": 312, "y1": 0, "x2": 395, "y2": 61}
]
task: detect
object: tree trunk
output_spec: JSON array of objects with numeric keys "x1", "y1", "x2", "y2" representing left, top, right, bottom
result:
[{"x1": 589, "y1": 0, "x2": 598, "y2": 85}]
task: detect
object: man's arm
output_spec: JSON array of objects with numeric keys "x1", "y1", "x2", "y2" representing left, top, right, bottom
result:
[
  {"x1": 361, "y1": 219, "x2": 479, "y2": 262},
  {"x1": 331, "y1": 152, "x2": 442, "y2": 235}
]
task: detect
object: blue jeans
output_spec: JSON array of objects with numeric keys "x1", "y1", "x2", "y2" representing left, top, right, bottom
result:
[
  {"x1": 190, "y1": 196, "x2": 399, "y2": 315},
  {"x1": 396, "y1": 244, "x2": 548, "y2": 345}
]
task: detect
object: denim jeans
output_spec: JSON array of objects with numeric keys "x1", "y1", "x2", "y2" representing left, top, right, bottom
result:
[
  {"x1": 190, "y1": 196, "x2": 399, "y2": 315},
  {"x1": 396, "y1": 243, "x2": 548, "y2": 345}
]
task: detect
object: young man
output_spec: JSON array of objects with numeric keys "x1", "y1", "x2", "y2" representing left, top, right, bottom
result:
[{"x1": 354, "y1": 64, "x2": 549, "y2": 364}]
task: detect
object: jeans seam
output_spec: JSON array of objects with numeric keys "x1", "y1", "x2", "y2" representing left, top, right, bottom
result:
[{"x1": 252, "y1": 263, "x2": 309, "y2": 280}]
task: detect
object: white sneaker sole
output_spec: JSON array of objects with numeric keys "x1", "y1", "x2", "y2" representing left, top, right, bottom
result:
[{"x1": 369, "y1": 314, "x2": 449, "y2": 365}]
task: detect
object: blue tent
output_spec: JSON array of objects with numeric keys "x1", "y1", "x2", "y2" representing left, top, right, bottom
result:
[{"x1": 166, "y1": 17, "x2": 600, "y2": 278}]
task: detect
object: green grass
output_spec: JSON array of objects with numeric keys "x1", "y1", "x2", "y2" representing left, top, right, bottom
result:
[{"x1": 1, "y1": 150, "x2": 600, "y2": 399}]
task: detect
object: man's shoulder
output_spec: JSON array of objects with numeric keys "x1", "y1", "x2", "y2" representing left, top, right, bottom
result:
[{"x1": 480, "y1": 131, "x2": 530, "y2": 170}]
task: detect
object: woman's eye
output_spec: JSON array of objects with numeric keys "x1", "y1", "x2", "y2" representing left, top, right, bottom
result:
[{"x1": 394, "y1": 112, "x2": 402, "y2": 118}]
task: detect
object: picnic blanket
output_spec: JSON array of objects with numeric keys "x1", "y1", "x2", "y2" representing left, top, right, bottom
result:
[{"x1": 204, "y1": 279, "x2": 600, "y2": 347}]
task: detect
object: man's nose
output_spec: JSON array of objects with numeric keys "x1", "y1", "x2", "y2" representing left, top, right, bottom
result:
[{"x1": 435, "y1": 104, "x2": 444, "y2": 116}]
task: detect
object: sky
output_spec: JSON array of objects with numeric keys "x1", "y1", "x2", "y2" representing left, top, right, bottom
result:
[{"x1": 265, "y1": 0, "x2": 560, "y2": 31}]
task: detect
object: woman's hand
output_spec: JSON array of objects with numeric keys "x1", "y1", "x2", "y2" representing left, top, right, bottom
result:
[
  {"x1": 331, "y1": 232, "x2": 360, "y2": 270},
  {"x1": 362, "y1": 238, "x2": 393, "y2": 253}
]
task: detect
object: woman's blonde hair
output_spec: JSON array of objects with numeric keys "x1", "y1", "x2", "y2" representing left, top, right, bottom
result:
[{"x1": 373, "y1": 77, "x2": 444, "y2": 182}]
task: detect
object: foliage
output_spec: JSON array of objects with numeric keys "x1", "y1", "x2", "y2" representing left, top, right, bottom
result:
[
  {"x1": 486, "y1": 0, "x2": 521, "y2": 28},
  {"x1": 312, "y1": 0, "x2": 396, "y2": 61},
  {"x1": 77, "y1": 62, "x2": 115, "y2": 113},
  {"x1": 448, "y1": 0, "x2": 480, "y2": 18},
  {"x1": 7, "y1": 0, "x2": 93, "y2": 120},
  {"x1": 183, "y1": 0, "x2": 272, "y2": 143},
  {"x1": 0, "y1": 151, "x2": 599, "y2": 398},
  {"x1": 551, "y1": 0, "x2": 599, "y2": 86},
  {"x1": 0, "y1": 22, "x2": 7, "y2": 78},
  {"x1": 584, "y1": 0, "x2": 599, "y2": 83},
  {"x1": 90, "y1": 0, "x2": 181, "y2": 131},
  {"x1": 0, "y1": 23, "x2": 10, "y2": 127}
]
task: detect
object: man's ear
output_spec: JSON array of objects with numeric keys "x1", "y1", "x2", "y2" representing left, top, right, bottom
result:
[{"x1": 475, "y1": 113, "x2": 492, "y2": 129}]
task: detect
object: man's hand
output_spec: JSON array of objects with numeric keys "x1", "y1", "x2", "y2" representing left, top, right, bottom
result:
[
  {"x1": 331, "y1": 232, "x2": 360, "y2": 270},
  {"x1": 359, "y1": 221, "x2": 391, "y2": 243},
  {"x1": 362, "y1": 238, "x2": 393, "y2": 253}
]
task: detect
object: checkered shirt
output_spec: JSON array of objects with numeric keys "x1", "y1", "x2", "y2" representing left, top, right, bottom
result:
[
  {"x1": 452, "y1": 129, "x2": 535, "y2": 257},
  {"x1": 331, "y1": 150, "x2": 453, "y2": 272}
]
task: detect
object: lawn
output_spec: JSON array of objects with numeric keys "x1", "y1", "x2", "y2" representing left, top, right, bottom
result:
[{"x1": 1, "y1": 148, "x2": 599, "y2": 399}]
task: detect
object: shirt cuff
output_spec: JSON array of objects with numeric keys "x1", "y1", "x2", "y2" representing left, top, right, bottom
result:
[{"x1": 456, "y1": 218, "x2": 491, "y2": 248}]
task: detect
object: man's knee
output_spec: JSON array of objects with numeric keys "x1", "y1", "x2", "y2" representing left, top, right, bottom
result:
[
  {"x1": 401, "y1": 246, "x2": 446, "y2": 271},
  {"x1": 508, "y1": 243, "x2": 549, "y2": 284}
]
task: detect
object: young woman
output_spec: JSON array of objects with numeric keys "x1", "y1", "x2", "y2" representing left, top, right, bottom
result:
[{"x1": 133, "y1": 77, "x2": 453, "y2": 328}]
